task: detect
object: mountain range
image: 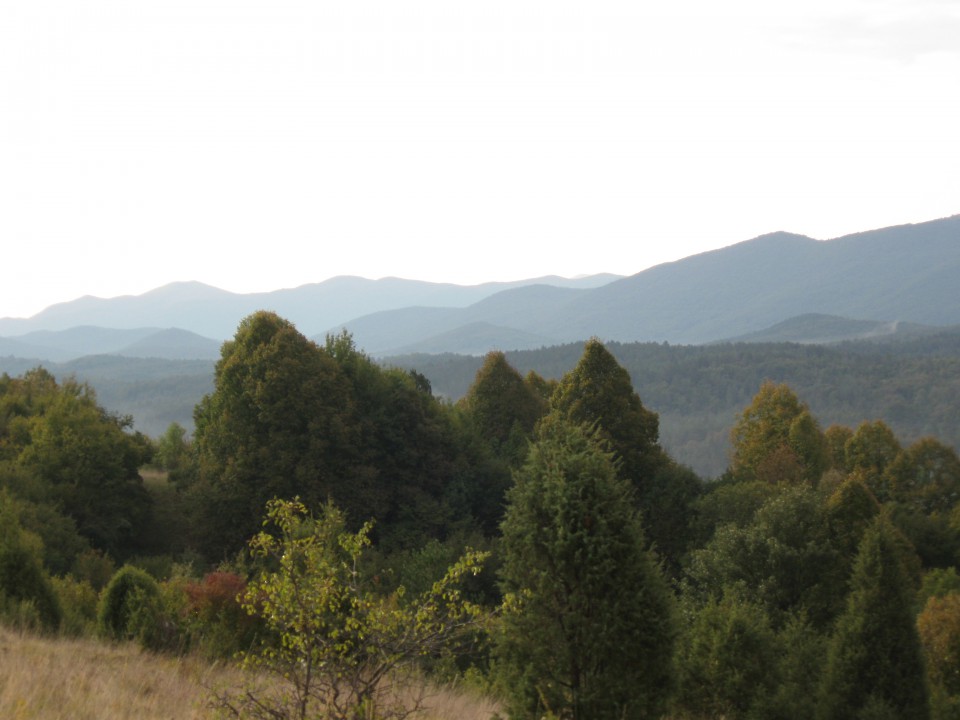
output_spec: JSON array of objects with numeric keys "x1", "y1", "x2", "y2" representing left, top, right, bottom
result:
[
  {"x1": 3, "y1": 213, "x2": 959, "y2": 475},
  {"x1": 2, "y1": 214, "x2": 958, "y2": 360}
]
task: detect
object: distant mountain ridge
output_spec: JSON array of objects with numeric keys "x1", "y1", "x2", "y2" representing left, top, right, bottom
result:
[
  {"x1": 338, "y1": 215, "x2": 960, "y2": 352},
  {"x1": 0, "y1": 274, "x2": 621, "y2": 341},
  {"x1": 1, "y1": 214, "x2": 958, "y2": 357}
]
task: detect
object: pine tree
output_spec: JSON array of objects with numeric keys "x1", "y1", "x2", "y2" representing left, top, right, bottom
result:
[
  {"x1": 550, "y1": 338, "x2": 664, "y2": 487},
  {"x1": 495, "y1": 416, "x2": 675, "y2": 720},
  {"x1": 461, "y1": 351, "x2": 545, "y2": 464},
  {"x1": 817, "y1": 515, "x2": 929, "y2": 720}
]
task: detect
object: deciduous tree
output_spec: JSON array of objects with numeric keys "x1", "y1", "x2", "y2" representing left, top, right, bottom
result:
[
  {"x1": 730, "y1": 382, "x2": 827, "y2": 486},
  {"x1": 215, "y1": 498, "x2": 487, "y2": 720}
]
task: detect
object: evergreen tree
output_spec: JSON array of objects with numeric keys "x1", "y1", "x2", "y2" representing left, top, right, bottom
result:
[
  {"x1": 817, "y1": 515, "x2": 929, "y2": 720},
  {"x1": 461, "y1": 351, "x2": 545, "y2": 465},
  {"x1": 673, "y1": 592, "x2": 780, "y2": 718},
  {"x1": 550, "y1": 338, "x2": 664, "y2": 487},
  {"x1": 495, "y1": 416, "x2": 675, "y2": 720}
]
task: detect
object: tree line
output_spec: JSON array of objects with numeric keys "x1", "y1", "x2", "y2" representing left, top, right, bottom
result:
[{"x1": 2, "y1": 310, "x2": 960, "y2": 718}]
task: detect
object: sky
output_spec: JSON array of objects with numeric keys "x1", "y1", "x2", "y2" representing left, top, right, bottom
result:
[{"x1": 1, "y1": 0, "x2": 959, "y2": 320}]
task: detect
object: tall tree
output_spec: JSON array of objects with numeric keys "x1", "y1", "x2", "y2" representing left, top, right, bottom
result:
[
  {"x1": 191, "y1": 312, "x2": 356, "y2": 559},
  {"x1": 844, "y1": 420, "x2": 902, "y2": 502},
  {"x1": 323, "y1": 331, "x2": 502, "y2": 549},
  {"x1": 461, "y1": 351, "x2": 545, "y2": 465},
  {"x1": 887, "y1": 437, "x2": 960, "y2": 514},
  {"x1": 730, "y1": 381, "x2": 827, "y2": 486},
  {"x1": 816, "y1": 515, "x2": 929, "y2": 720},
  {"x1": 550, "y1": 338, "x2": 664, "y2": 487},
  {"x1": 495, "y1": 416, "x2": 675, "y2": 720}
]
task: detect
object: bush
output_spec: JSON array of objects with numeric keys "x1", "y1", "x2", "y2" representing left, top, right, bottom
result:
[
  {"x1": 97, "y1": 565, "x2": 161, "y2": 641},
  {"x1": 183, "y1": 571, "x2": 259, "y2": 658},
  {"x1": 0, "y1": 491, "x2": 62, "y2": 632},
  {"x1": 51, "y1": 575, "x2": 98, "y2": 636}
]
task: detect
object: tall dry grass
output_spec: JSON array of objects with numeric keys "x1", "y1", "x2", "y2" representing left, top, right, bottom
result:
[{"x1": 0, "y1": 626, "x2": 499, "y2": 719}]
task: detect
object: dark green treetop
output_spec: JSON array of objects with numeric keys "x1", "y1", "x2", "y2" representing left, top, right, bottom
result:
[
  {"x1": 495, "y1": 415, "x2": 676, "y2": 720},
  {"x1": 550, "y1": 338, "x2": 664, "y2": 486},
  {"x1": 816, "y1": 515, "x2": 930, "y2": 720}
]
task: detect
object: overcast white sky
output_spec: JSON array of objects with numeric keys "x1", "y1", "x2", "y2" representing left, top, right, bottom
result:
[{"x1": 1, "y1": 0, "x2": 958, "y2": 319}]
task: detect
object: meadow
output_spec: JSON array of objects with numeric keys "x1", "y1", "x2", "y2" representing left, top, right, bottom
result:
[{"x1": 0, "y1": 627, "x2": 500, "y2": 720}]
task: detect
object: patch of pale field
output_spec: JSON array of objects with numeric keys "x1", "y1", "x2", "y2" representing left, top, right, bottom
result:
[{"x1": 0, "y1": 627, "x2": 499, "y2": 720}]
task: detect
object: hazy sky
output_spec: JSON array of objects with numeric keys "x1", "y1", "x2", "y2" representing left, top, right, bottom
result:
[{"x1": 2, "y1": 0, "x2": 958, "y2": 319}]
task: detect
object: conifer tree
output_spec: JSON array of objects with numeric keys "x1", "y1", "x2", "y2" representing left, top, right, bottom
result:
[
  {"x1": 816, "y1": 515, "x2": 929, "y2": 720},
  {"x1": 550, "y1": 338, "x2": 664, "y2": 486},
  {"x1": 495, "y1": 416, "x2": 675, "y2": 720},
  {"x1": 461, "y1": 351, "x2": 546, "y2": 464}
]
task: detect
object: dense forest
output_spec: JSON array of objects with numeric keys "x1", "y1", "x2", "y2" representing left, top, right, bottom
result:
[
  {"x1": 388, "y1": 333, "x2": 960, "y2": 477},
  {"x1": 2, "y1": 310, "x2": 960, "y2": 718}
]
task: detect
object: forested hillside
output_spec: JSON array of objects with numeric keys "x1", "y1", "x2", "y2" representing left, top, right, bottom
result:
[
  {"x1": 4, "y1": 311, "x2": 960, "y2": 719},
  {"x1": 4, "y1": 329, "x2": 960, "y2": 477},
  {"x1": 391, "y1": 333, "x2": 960, "y2": 477}
]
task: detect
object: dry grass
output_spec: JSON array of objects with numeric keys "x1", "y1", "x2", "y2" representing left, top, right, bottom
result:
[{"x1": 0, "y1": 626, "x2": 500, "y2": 720}]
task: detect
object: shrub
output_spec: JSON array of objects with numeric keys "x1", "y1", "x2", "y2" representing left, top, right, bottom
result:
[
  {"x1": 97, "y1": 565, "x2": 161, "y2": 641},
  {"x1": 51, "y1": 575, "x2": 98, "y2": 636},
  {"x1": 183, "y1": 571, "x2": 258, "y2": 658},
  {"x1": 0, "y1": 510, "x2": 62, "y2": 633}
]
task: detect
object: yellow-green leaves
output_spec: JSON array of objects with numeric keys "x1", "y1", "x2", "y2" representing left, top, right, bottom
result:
[{"x1": 216, "y1": 497, "x2": 488, "y2": 720}]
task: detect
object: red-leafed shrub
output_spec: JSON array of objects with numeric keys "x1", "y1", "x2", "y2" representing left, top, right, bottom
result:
[{"x1": 183, "y1": 571, "x2": 260, "y2": 658}]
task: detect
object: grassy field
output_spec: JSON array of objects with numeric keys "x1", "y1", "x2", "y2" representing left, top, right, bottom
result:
[{"x1": 0, "y1": 627, "x2": 500, "y2": 720}]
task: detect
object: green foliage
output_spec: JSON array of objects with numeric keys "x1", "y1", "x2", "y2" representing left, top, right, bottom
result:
[
  {"x1": 152, "y1": 421, "x2": 196, "y2": 488},
  {"x1": 0, "y1": 491, "x2": 61, "y2": 632},
  {"x1": 70, "y1": 548, "x2": 116, "y2": 591},
  {"x1": 193, "y1": 317, "x2": 502, "y2": 559},
  {"x1": 325, "y1": 332, "x2": 502, "y2": 549},
  {"x1": 887, "y1": 437, "x2": 960, "y2": 514},
  {"x1": 730, "y1": 381, "x2": 828, "y2": 485},
  {"x1": 919, "y1": 593, "x2": 960, "y2": 699},
  {"x1": 825, "y1": 424, "x2": 855, "y2": 472},
  {"x1": 685, "y1": 485, "x2": 844, "y2": 629},
  {"x1": 816, "y1": 516, "x2": 930, "y2": 720},
  {"x1": 215, "y1": 498, "x2": 488, "y2": 720},
  {"x1": 461, "y1": 351, "x2": 546, "y2": 463},
  {"x1": 97, "y1": 564, "x2": 161, "y2": 642},
  {"x1": 673, "y1": 593, "x2": 780, "y2": 719},
  {"x1": 845, "y1": 420, "x2": 902, "y2": 501},
  {"x1": 1, "y1": 368, "x2": 153, "y2": 558},
  {"x1": 495, "y1": 417, "x2": 675, "y2": 720},
  {"x1": 547, "y1": 339, "x2": 698, "y2": 569},
  {"x1": 50, "y1": 575, "x2": 99, "y2": 636},
  {"x1": 824, "y1": 476, "x2": 881, "y2": 562},
  {"x1": 192, "y1": 312, "x2": 355, "y2": 559},
  {"x1": 391, "y1": 338, "x2": 960, "y2": 479},
  {"x1": 766, "y1": 614, "x2": 829, "y2": 720},
  {"x1": 920, "y1": 568, "x2": 960, "y2": 609},
  {"x1": 550, "y1": 338, "x2": 664, "y2": 486},
  {"x1": 690, "y1": 479, "x2": 779, "y2": 544}
]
